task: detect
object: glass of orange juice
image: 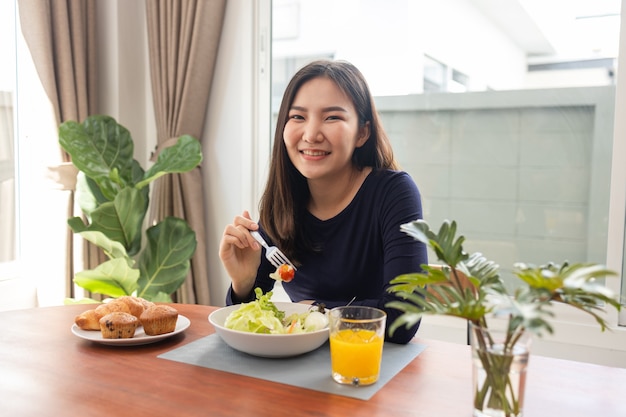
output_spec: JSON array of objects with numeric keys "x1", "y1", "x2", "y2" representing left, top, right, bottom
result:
[{"x1": 328, "y1": 306, "x2": 386, "y2": 386}]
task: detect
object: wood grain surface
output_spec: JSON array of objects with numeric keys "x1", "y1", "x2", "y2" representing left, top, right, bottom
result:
[{"x1": 1, "y1": 304, "x2": 625, "y2": 417}]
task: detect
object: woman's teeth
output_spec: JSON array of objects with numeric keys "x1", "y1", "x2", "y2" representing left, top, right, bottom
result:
[{"x1": 302, "y1": 150, "x2": 328, "y2": 156}]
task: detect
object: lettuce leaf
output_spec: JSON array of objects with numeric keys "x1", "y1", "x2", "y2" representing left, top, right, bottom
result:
[
  {"x1": 224, "y1": 288, "x2": 329, "y2": 334},
  {"x1": 224, "y1": 288, "x2": 286, "y2": 334}
]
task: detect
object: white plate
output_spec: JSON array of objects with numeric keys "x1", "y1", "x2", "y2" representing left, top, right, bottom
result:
[
  {"x1": 208, "y1": 302, "x2": 329, "y2": 358},
  {"x1": 71, "y1": 315, "x2": 191, "y2": 346}
]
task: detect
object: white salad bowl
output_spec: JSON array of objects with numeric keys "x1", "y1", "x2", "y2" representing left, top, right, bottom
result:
[{"x1": 208, "y1": 302, "x2": 329, "y2": 358}]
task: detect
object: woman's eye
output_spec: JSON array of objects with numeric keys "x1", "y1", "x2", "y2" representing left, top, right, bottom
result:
[
  {"x1": 289, "y1": 114, "x2": 304, "y2": 120},
  {"x1": 326, "y1": 115, "x2": 342, "y2": 120}
]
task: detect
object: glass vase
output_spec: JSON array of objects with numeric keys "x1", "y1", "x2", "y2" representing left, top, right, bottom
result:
[{"x1": 470, "y1": 322, "x2": 532, "y2": 417}]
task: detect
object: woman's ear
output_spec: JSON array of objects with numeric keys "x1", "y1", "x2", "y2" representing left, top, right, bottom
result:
[{"x1": 356, "y1": 121, "x2": 371, "y2": 148}]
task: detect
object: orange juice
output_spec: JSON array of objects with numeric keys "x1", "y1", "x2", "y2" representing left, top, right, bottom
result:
[{"x1": 330, "y1": 328, "x2": 384, "y2": 385}]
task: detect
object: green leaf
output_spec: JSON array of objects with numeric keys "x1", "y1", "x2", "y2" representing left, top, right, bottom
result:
[
  {"x1": 67, "y1": 187, "x2": 147, "y2": 256},
  {"x1": 75, "y1": 172, "x2": 100, "y2": 218},
  {"x1": 513, "y1": 262, "x2": 564, "y2": 291},
  {"x1": 386, "y1": 300, "x2": 424, "y2": 336},
  {"x1": 77, "y1": 230, "x2": 133, "y2": 263},
  {"x1": 399, "y1": 220, "x2": 433, "y2": 245},
  {"x1": 400, "y1": 219, "x2": 468, "y2": 267},
  {"x1": 74, "y1": 258, "x2": 140, "y2": 297},
  {"x1": 136, "y1": 135, "x2": 202, "y2": 189},
  {"x1": 59, "y1": 115, "x2": 135, "y2": 200},
  {"x1": 389, "y1": 271, "x2": 445, "y2": 291},
  {"x1": 136, "y1": 217, "x2": 197, "y2": 300},
  {"x1": 150, "y1": 292, "x2": 175, "y2": 303},
  {"x1": 463, "y1": 252, "x2": 504, "y2": 293}
]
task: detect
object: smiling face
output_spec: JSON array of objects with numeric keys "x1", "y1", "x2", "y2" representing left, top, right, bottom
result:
[{"x1": 283, "y1": 77, "x2": 370, "y2": 182}]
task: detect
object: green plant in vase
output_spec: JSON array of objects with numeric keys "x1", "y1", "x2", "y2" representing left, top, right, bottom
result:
[
  {"x1": 387, "y1": 219, "x2": 621, "y2": 417},
  {"x1": 59, "y1": 115, "x2": 202, "y2": 302}
]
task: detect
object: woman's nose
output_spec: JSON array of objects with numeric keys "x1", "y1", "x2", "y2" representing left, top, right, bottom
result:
[{"x1": 302, "y1": 120, "x2": 323, "y2": 143}]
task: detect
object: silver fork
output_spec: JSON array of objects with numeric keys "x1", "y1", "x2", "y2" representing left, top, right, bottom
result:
[{"x1": 250, "y1": 231, "x2": 297, "y2": 270}]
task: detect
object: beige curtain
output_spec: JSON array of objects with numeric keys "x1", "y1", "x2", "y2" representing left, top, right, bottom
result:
[
  {"x1": 18, "y1": 0, "x2": 101, "y2": 299},
  {"x1": 145, "y1": 0, "x2": 226, "y2": 305}
]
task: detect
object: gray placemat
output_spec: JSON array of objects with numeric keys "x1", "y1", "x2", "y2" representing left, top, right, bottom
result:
[{"x1": 158, "y1": 334, "x2": 426, "y2": 400}]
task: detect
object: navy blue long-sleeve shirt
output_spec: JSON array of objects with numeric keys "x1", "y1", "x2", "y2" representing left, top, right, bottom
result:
[{"x1": 226, "y1": 169, "x2": 428, "y2": 344}]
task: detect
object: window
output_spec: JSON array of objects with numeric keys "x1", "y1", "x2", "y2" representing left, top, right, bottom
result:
[
  {"x1": 423, "y1": 55, "x2": 447, "y2": 92},
  {"x1": 0, "y1": 0, "x2": 17, "y2": 273},
  {"x1": 270, "y1": 0, "x2": 626, "y2": 353},
  {"x1": 423, "y1": 55, "x2": 470, "y2": 93},
  {"x1": 0, "y1": 1, "x2": 59, "y2": 310}
]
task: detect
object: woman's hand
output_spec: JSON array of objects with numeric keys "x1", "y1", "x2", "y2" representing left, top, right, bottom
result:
[{"x1": 218, "y1": 210, "x2": 262, "y2": 297}]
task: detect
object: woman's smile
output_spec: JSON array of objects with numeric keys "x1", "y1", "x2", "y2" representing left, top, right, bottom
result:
[{"x1": 300, "y1": 149, "x2": 331, "y2": 159}]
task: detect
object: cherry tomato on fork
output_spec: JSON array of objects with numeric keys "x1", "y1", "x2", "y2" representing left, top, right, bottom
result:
[{"x1": 276, "y1": 264, "x2": 295, "y2": 282}]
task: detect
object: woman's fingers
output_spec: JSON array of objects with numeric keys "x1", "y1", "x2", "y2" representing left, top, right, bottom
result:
[
  {"x1": 236, "y1": 210, "x2": 258, "y2": 231},
  {"x1": 233, "y1": 211, "x2": 260, "y2": 249},
  {"x1": 223, "y1": 212, "x2": 260, "y2": 250},
  {"x1": 221, "y1": 225, "x2": 249, "y2": 249}
]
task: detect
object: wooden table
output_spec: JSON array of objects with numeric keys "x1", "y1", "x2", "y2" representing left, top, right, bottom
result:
[{"x1": 1, "y1": 304, "x2": 625, "y2": 417}]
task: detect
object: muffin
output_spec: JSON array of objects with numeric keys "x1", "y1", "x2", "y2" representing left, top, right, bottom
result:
[
  {"x1": 99, "y1": 312, "x2": 139, "y2": 339},
  {"x1": 140, "y1": 305, "x2": 179, "y2": 336}
]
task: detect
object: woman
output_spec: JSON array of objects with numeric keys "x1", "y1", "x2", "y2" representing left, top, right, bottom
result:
[{"x1": 219, "y1": 60, "x2": 427, "y2": 344}]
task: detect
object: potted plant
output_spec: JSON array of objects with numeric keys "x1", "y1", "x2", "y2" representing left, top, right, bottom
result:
[
  {"x1": 59, "y1": 115, "x2": 202, "y2": 302},
  {"x1": 387, "y1": 219, "x2": 621, "y2": 417}
]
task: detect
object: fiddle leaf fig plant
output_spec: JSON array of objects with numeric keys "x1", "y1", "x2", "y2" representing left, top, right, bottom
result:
[{"x1": 59, "y1": 115, "x2": 202, "y2": 302}]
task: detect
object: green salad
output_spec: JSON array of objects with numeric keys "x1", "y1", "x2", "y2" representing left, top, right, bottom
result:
[{"x1": 224, "y1": 288, "x2": 328, "y2": 334}]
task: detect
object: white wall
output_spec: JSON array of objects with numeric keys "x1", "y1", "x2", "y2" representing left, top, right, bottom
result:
[{"x1": 96, "y1": 0, "x2": 155, "y2": 166}]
